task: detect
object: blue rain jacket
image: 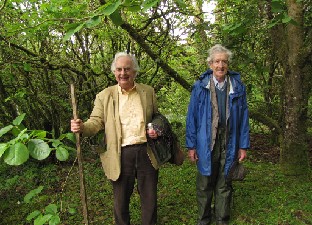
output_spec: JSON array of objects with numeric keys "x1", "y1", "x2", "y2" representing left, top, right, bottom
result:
[{"x1": 186, "y1": 69, "x2": 250, "y2": 177}]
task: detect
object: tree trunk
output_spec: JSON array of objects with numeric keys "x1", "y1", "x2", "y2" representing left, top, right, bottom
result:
[
  {"x1": 192, "y1": 0, "x2": 209, "y2": 65},
  {"x1": 280, "y1": 0, "x2": 309, "y2": 175}
]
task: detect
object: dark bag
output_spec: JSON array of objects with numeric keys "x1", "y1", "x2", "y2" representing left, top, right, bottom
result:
[
  {"x1": 168, "y1": 132, "x2": 185, "y2": 166},
  {"x1": 147, "y1": 113, "x2": 184, "y2": 166},
  {"x1": 147, "y1": 136, "x2": 172, "y2": 166},
  {"x1": 226, "y1": 160, "x2": 247, "y2": 183}
]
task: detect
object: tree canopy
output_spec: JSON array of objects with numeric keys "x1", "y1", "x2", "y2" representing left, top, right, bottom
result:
[{"x1": 1, "y1": 0, "x2": 311, "y2": 172}]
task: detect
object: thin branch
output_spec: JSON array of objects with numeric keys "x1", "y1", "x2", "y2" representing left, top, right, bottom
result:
[
  {"x1": 0, "y1": 35, "x2": 115, "y2": 83},
  {"x1": 120, "y1": 22, "x2": 192, "y2": 92}
]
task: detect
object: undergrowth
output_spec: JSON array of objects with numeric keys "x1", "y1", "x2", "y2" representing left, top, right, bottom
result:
[{"x1": 0, "y1": 140, "x2": 311, "y2": 225}]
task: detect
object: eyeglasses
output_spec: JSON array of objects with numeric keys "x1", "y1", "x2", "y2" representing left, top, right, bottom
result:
[
  {"x1": 115, "y1": 67, "x2": 132, "y2": 72},
  {"x1": 213, "y1": 60, "x2": 229, "y2": 65}
]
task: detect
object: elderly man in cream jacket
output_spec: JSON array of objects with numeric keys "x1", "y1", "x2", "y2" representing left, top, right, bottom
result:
[{"x1": 71, "y1": 52, "x2": 160, "y2": 225}]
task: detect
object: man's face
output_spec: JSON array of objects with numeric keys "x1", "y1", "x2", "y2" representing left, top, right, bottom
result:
[
  {"x1": 114, "y1": 56, "x2": 136, "y2": 91},
  {"x1": 209, "y1": 53, "x2": 229, "y2": 81}
]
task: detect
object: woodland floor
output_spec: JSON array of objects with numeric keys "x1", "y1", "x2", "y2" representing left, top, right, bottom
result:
[
  {"x1": 249, "y1": 133, "x2": 312, "y2": 164},
  {"x1": 1, "y1": 133, "x2": 312, "y2": 225}
]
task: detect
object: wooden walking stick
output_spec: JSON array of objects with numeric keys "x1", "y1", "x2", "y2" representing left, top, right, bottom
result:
[{"x1": 70, "y1": 83, "x2": 89, "y2": 225}]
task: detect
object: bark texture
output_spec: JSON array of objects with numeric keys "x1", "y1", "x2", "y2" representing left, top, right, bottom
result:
[{"x1": 280, "y1": 0, "x2": 309, "y2": 175}]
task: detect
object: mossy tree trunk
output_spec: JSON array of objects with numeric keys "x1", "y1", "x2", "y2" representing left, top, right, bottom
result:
[{"x1": 280, "y1": 0, "x2": 309, "y2": 175}]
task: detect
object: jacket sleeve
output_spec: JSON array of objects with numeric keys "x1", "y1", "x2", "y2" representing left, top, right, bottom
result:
[
  {"x1": 83, "y1": 92, "x2": 105, "y2": 137},
  {"x1": 239, "y1": 87, "x2": 250, "y2": 149},
  {"x1": 185, "y1": 84, "x2": 198, "y2": 149}
]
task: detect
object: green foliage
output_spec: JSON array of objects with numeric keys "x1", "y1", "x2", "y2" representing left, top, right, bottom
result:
[
  {"x1": 63, "y1": 0, "x2": 124, "y2": 41},
  {"x1": 62, "y1": 23, "x2": 86, "y2": 41},
  {"x1": 97, "y1": 0, "x2": 122, "y2": 15},
  {"x1": 1, "y1": 0, "x2": 311, "y2": 189},
  {"x1": 0, "y1": 1, "x2": 310, "y2": 224},
  {"x1": 4, "y1": 142, "x2": 29, "y2": 165},
  {"x1": 24, "y1": 186, "x2": 44, "y2": 203},
  {"x1": 141, "y1": 0, "x2": 160, "y2": 11},
  {"x1": 1, "y1": 175, "x2": 20, "y2": 190},
  {"x1": 0, "y1": 114, "x2": 76, "y2": 165},
  {"x1": 28, "y1": 139, "x2": 51, "y2": 160},
  {"x1": 266, "y1": 0, "x2": 298, "y2": 27},
  {"x1": 0, "y1": 113, "x2": 77, "y2": 225},
  {"x1": 62, "y1": 0, "x2": 163, "y2": 40},
  {"x1": 0, "y1": 147, "x2": 311, "y2": 224},
  {"x1": 25, "y1": 187, "x2": 61, "y2": 225}
]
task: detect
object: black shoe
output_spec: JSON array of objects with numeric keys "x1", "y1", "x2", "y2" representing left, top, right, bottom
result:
[
  {"x1": 216, "y1": 222, "x2": 229, "y2": 225},
  {"x1": 197, "y1": 219, "x2": 211, "y2": 225},
  {"x1": 216, "y1": 219, "x2": 229, "y2": 225}
]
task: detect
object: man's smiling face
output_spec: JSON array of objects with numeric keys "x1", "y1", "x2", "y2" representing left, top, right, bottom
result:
[
  {"x1": 209, "y1": 52, "x2": 229, "y2": 82},
  {"x1": 114, "y1": 56, "x2": 136, "y2": 91}
]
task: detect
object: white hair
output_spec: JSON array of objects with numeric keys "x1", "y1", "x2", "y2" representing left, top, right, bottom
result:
[
  {"x1": 111, "y1": 52, "x2": 140, "y2": 75},
  {"x1": 206, "y1": 44, "x2": 233, "y2": 64}
]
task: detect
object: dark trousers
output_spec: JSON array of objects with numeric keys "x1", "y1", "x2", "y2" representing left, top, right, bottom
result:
[
  {"x1": 111, "y1": 143, "x2": 158, "y2": 225},
  {"x1": 196, "y1": 129, "x2": 232, "y2": 225}
]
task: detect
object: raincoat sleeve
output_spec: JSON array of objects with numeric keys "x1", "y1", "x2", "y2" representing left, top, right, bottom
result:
[
  {"x1": 239, "y1": 87, "x2": 250, "y2": 149},
  {"x1": 185, "y1": 84, "x2": 199, "y2": 150}
]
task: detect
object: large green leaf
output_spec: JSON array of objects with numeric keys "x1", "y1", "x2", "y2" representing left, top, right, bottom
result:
[
  {"x1": 34, "y1": 214, "x2": 52, "y2": 225},
  {"x1": 3, "y1": 142, "x2": 29, "y2": 165},
  {"x1": 45, "y1": 204, "x2": 58, "y2": 215},
  {"x1": 62, "y1": 22, "x2": 85, "y2": 42},
  {"x1": 85, "y1": 16, "x2": 101, "y2": 28},
  {"x1": 26, "y1": 210, "x2": 41, "y2": 222},
  {"x1": 98, "y1": 0, "x2": 121, "y2": 15},
  {"x1": 24, "y1": 186, "x2": 44, "y2": 203},
  {"x1": 31, "y1": 130, "x2": 47, "y2": 139},
  {"x1": 28, "y1": 139, "x2": 51, "y2": 160},
  {"x1": 56, "y1": 146, "x2": 69, "y2": 161},
  {"x1": 222, "y1": 22, "x2": 246, "y2": 35},
  {"x1": 13, "y1": 113, "x2": 26, "y2": 126},
  {"x1": 0, "y1": 143, "x2": 9, "y2": 158},
  {"x1": 271, "y1": 0, "x2": 285, "y2": 13},
  {"x1": 110, "y1": 9, "x2": 123, "y2": 26},
  {"x1": 65, "y1": 133, "x2": 76, "y2": 143},
  {"x1": 8, "y1": 128, "x2": 28, "y2": 145},
  {"x1": 49, "y1": 215, "x2": 61, "y2": 225},
  {"x1": 51, "y1": 139, "x2": 62, "y2": 148},
  {"x1": 0, "y1": 125, "x2": 13, "y2": 138}
]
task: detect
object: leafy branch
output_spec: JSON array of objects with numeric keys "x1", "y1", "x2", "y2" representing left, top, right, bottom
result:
[{"x1": 0, "y1": 113, "x2": 76, "y2": 166}]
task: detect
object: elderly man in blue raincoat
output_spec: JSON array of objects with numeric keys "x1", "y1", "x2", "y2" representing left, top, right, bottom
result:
[{"x1": 186, "y1": 44, "x2": 250, "y2": 225}]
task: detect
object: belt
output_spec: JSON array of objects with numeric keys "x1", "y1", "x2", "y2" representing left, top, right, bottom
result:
[{"x1": 122, "y1": 142, "x2": 147, "y2": 149}]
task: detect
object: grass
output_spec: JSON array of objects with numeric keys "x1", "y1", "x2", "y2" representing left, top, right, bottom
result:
[{"x1": 0, "y1": 144, "x2": 312, "y2": 225}]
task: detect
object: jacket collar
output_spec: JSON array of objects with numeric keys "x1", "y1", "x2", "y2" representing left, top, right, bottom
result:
[{"x1": 199, "y1": 69, "x2": 242, "y2": 95}]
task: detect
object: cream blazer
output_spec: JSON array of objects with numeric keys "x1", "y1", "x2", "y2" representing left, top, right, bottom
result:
[{"x1": 82, "y1": 83, "x2": 159, "y2": 181}]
